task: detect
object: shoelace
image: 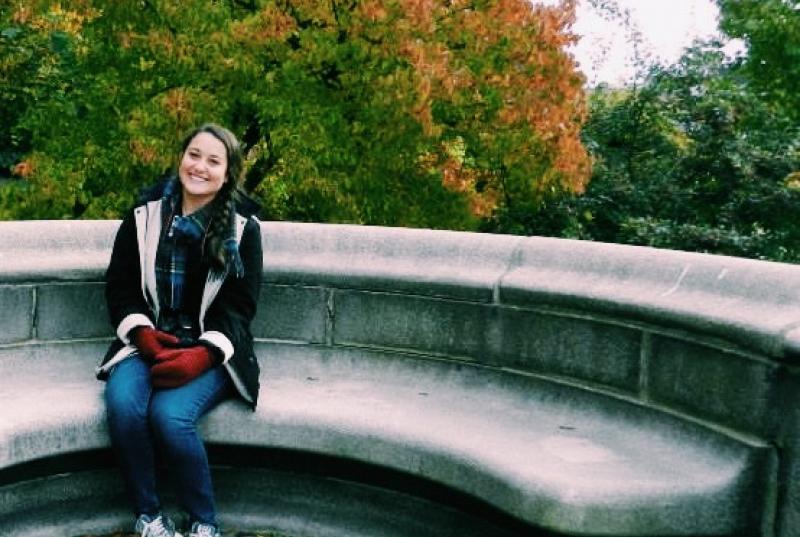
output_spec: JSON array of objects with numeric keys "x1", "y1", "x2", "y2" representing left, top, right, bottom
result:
[{"x1": 142, "y1": 516, "x2": 173, "y2": 537}]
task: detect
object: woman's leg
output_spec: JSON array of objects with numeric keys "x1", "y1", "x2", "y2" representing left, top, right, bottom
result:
[
  {"x1": 105, "y1": 354, "x2": 161, "y2": 518},
  {"x1": 149, "y1": 366, "x2": 231, "y2": 527}
]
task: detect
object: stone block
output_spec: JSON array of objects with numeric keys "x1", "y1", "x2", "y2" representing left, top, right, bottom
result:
[
  {"x1": 773, "y1": 372, "x2": 800, "y2": 537},
  {"x1": 0, "y1": 285, "x2": 33, "y2": 344},
  {"x1": 333, "y1": 290, "x2": 492, "y2": 358},
  {"x1": 493, "y1": 308, "x2": 641, "y2": 393},
  {"x1": 252, "y1": 284, "x2": 327, "y2": 343},
  {"x1": 36, "y1": 283, "x2": 111, "y2": 340},
  {"x1": 648, "y1": 335, "x2": 783, "y2": 437}
]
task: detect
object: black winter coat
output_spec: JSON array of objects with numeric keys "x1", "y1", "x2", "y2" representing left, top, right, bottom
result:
[{"x1": 96, "y1": 187, "x2": 263, "y2": 408}]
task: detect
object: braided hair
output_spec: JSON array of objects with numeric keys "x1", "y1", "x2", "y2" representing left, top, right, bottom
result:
[{"x1": 178, "y1": 123, "x2": 245, "y2": 274}]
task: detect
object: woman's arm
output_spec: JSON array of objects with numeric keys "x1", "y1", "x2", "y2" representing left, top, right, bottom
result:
[
  {"x1": 200, "y1": 218, "x2": 263, "y2": 361},
  {"x1": 105, "y1": 211, "x2": 155, "y2": 342}
]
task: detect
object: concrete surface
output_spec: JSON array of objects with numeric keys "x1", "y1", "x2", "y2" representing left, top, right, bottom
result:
[
  {"x1": 0, "y1": 342, "x2": 774, "y2": 535},
  {"x1": 2, "y1": 220, "x2": 800, "y2": 536}
]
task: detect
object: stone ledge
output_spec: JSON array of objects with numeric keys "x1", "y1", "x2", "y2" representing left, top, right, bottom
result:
[
  {"x1": 3, "y1": 220, "x2": 800, "y2": 360},
  {"x1": 0, "y1": 220, "x2": 117, "y2": 282},
  {"x1": 262, "y1": 222, "x2": 523, "y2": 301},
  {"x1": 259, "y1": 222, "x2": 800, "y2": 360},
  {"x1": 0, "y1": 341, "x2": 774, "y2": 536},
  {"x1": 499, "y1": 237, "x2": 800, "y2": 360}
]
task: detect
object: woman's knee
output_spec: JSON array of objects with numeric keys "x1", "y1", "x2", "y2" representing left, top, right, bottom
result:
[
  {"x1": 149, "y1": 370, "x2": 230, "y2": 437},
  {"x1": 148, "y1": 397, "x2": 195, "y2": 440},
  {"x1": 105, "y1": 359, "x2": 151, "y2": 424},
  {"x1": 105, "y1": 385, "x2": 145, "y2": 419}
]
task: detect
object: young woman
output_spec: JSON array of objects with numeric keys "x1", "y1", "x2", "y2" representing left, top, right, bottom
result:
[{"x1": 96, "y1": 124, "x2": 262, "y2": 537}]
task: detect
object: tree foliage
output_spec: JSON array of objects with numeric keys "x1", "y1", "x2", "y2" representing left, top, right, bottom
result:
[
  {"x1": 6, "y1": 0, "x2": 798, "y2": 264},
  {"x1": 717, "y1": 0, "x2": 800, "y2": 120},
  {"x1": 520, "y1": 40, "x2": 800, "y2": 261},
  {"x1": 0, "y1": 0, "x2": 589, "y2": 227}
]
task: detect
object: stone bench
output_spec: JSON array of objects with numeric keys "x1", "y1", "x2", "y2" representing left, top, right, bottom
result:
[{"x1": 2, "y1": 220, "x2": 800, "y2": 537}]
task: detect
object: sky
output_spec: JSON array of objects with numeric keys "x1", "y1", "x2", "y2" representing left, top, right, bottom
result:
[{"x1": 542, "y1": 0, "x2": 745, "y2": 86}]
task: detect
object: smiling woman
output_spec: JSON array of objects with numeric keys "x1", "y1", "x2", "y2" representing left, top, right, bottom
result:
[{"x1": 97, "y1": 123, "x2": 263, "y2": 537}]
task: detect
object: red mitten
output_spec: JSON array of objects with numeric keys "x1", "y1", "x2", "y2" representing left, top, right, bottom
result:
[
  {"x1": 131, "y1": 326, "x2": 180, "y2": 360},
  {"x1": 150, "y1": 346, "x2": 214, "y2": 388}
]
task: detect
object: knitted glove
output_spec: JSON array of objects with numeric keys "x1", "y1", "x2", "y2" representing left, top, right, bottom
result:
[
  {"x1": 150, "y1": 345, "x2": 216, "y2": 388},
  {"x1": 131, "y1": 326, "x2": 180, "y2": 361}
]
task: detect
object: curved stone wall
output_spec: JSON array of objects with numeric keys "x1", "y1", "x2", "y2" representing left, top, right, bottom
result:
[{"x1": 2, "y1": 220, "x2": 800, "y2": 536}]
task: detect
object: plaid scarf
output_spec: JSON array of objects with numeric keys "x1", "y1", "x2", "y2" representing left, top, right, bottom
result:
[{"x1": 154, "y1": 180, "x2": 212, "y2": 338}]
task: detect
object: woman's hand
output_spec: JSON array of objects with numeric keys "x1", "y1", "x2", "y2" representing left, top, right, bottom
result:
[
  {"x1": 150, "y1": 346, "x2": 215, "y2": 388},
  {"x1": 131, "y1": 327, "x2": 180, "y2": 361}
]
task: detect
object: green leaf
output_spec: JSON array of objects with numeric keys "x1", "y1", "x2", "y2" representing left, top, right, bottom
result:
[{"x1": 1, "y1": 27, "x2": 21, "y2": 39}]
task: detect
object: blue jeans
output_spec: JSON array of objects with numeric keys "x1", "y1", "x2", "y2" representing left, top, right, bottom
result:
[{"x1": 105, "y1": 354, "x2": 231, "y2": 527}]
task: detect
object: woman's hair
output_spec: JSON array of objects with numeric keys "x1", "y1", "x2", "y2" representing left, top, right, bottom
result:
[{"x1": 179, "y1": 123, "x2": 245, "y2": 272}]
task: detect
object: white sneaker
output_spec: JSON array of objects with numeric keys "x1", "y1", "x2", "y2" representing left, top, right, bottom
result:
[
  {"x1": 134, "y1": 514, "x2": 183, "y2": 537},
  {"x1": 188, "y1": 521, "x2": 221, "y2": 537}
]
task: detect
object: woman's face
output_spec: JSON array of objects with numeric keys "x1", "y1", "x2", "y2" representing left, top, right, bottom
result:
[{"x1": 178, "y1": 132, "x2": 228, "y2": 212}]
